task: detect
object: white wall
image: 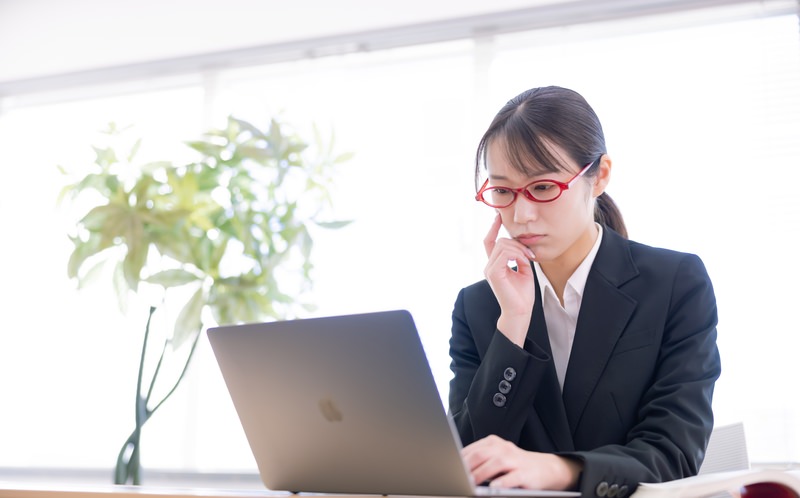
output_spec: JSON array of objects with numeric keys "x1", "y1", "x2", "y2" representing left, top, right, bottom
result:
[
  {"x1": 0, "y1": 0, "x2": 545, "y2": 81},
  {"x1": 1, "y1": 0, "x2": 787, "y2": 88}
]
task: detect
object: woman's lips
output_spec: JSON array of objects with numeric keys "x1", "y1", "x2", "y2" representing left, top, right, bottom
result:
[{"x1": 515, "y1": 234, "x2": 544, "y2": 246}]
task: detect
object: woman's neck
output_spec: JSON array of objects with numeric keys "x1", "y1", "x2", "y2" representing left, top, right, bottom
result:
[{"x1": 539, "y1": 224, "x2": 599, "y2": 304}]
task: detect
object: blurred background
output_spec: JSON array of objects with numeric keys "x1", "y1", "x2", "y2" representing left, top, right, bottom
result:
[{"x1": 0, "y1": 0, "x2": 798, "y2": 484}]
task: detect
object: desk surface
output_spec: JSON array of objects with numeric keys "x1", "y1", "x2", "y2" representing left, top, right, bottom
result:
[
  {"x1": 0, "y1": 482, "x2": 572, "y2": 498},
  {"x1": 0, "y1": 483, "x2": 361, "y2": 498}
]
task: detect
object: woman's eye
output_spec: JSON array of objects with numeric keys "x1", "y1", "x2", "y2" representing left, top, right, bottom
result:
[{"x1": 532, "y1": 183, "x2": 554, "y2": 192}]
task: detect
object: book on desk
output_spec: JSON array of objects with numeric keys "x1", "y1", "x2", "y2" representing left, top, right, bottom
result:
[{"x1": 631, "y1": 468, "x2": 800, "y2": 498}]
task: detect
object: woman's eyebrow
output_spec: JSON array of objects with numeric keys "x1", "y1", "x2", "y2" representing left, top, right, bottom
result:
[{"x1": 488, "y1": 171, "x2": 554, "y2": 182}]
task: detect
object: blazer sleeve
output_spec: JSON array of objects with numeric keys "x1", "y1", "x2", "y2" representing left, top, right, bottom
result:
[
  {"x1": 563, "y1": 252, "x2": 721, "y2": 496},
  {"x1": 448, "y1": 282, "x2": 552, "y2": 446}
]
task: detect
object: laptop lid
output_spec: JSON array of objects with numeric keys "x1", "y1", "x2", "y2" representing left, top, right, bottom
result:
[{"x1": 207, "y1": 310, "x2": 577, "y2": 497}]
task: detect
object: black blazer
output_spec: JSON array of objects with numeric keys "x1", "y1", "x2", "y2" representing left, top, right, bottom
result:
[{"x1": 448, "y1": 226, "x2": 721, "y2": 497}]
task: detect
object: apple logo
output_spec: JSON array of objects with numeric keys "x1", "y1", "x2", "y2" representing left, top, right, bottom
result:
[{"x1": 318, "y1": 398, "x2": 344, "y2": 422}]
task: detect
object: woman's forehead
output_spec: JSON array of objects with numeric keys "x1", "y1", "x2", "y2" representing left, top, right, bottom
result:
[{"x1": 486, "y1": 137, "x2": 569, "y2": 177}]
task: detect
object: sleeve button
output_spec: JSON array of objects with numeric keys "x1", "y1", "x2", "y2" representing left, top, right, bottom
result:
[
  {"x1": 498, "y1": 379, "x2": 512, "y2": 394},
  {"x1": 503, "y1": 367, "x2": 517, "y2": 381},
  {"x1": 492, "y1": 393, "x2": 507, "y2": 407},
  {"x1": 618, "y1": 485, "x2": 629, "y2": 498},
  {"x1": 595, "y1": 481, "x2": 609, "y2": 497},
  {"x1": 608, "y1": 484, "x2": 619, "y2": 498}
]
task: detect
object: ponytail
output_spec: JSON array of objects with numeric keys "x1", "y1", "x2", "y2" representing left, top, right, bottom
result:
[{"x1": 595, "y1": 193, "x2": 628, "y2": 239}]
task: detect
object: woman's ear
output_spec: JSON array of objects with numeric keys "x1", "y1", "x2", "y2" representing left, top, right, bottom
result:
[{"x1": 592, "y1": 154, "x2": 612, "y2": 197}]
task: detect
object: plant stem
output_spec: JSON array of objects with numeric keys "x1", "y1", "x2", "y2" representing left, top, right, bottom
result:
[
  {"x1": 149, "y1": 326, "x2": 202, "y2": 415},
  {"x1": 114, "y1": 306, "x2": 155, "y2": 485},
  {"x1": 113, "y1": 306, "x2": 203, "y2": 485}
]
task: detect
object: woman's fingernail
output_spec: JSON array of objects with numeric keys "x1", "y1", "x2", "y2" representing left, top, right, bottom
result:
[{"x1": 526, "y1": 248, "x2": 536, "y2": 260}]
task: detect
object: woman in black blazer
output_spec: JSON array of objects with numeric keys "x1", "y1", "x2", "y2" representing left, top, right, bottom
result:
[{"x1": 449, "y1": 86, "x2": 721, "y2": 497}]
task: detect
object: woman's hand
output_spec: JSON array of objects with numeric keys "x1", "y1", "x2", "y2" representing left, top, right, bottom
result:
[
  {"x1": 483, "y1": 213, "x2": 536, "y2": 346},
  {"x1": 462, "y1": 435, "x2": 582, "y2": 491}
]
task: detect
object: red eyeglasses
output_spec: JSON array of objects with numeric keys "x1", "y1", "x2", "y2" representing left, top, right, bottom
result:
[{"x1": 475, "y1": 160, "x2": 595, "y2": 208}]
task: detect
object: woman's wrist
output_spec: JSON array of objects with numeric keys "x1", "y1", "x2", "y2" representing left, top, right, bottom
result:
[
  {"x1": 550, "y1": 455, "x2": 583, "y2": 490},
  {"x1": 497, "y1": 312, "x2": 531, "y2": 347}
]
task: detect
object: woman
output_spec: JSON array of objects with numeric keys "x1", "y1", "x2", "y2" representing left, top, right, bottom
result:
[{"x1": 448, "y1": 86, "x2": 721, "y2": 497}]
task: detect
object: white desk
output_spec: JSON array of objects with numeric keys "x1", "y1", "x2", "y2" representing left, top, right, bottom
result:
[{"x1": 0, "y1": 483, "x2": 367, "y2": 498}]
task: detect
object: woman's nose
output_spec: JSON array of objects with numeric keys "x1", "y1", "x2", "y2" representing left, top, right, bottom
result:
[{"x1": 512, "y1": 195, "x2": 539, "y2": 224}]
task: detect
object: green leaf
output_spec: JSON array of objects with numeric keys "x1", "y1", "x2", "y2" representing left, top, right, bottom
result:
[
  {"x1": 314, "y1": 220, "x2": 353, "y2": 229},
  {"x1": 185, "y1": 140, "x2": 225, "y2": 158},
  {"x1": 131, "y1": 174, "x2": 156, "y2": 208},
  {"x1": 312, "y1": 123, "x2": 324, "y2": 152},
  {"x1": 195, "y1": 162, "x2": 223, "y2": 190},
  {"x1": 127, "y1": 138, "x2": 143, "y2": 163},
  {"x1": 208, "y1": 237, "x2": 229, "y2": 272},
  {"x1": 56, "y1": 182, "x2": 77, "y2": 206},
  {"x1": 236, "y1": 144, "x2": 273, "y2": 163},
  {"x1": 229, "y1": 116, "x2": 265, "y2": 139},
  {"x1": 188, "y1": 210, "x2": 216, "y2": 232},
  {"x1": 196, "y1": 237, "x2": 215, "y2": 273},
  {"x1": 78, "y1": 259, "x2": 108, "y2": 289},
  {"x1": 121, "y1": 219, "x2": 147, "y2": 290},
  {"x1": 93, "y1": 145, "x2": 118, "y2": 168},
  {"x1": 139, "y1": 161, "x2": 173, "y2": 175},
  {"x1": 113, "y1": 262, "x2": 130, "y2": 314},
  {"x1": 172, "y1": 287, "x2": 205, "y2": 348},
  {"x1": 67, "y1": 233, "x2": 115, "y2": 279},
  {"x1": 293, "y1": 225, "x2": 311, "y2": 261},
  {"x1": 80, "y1": 204, "x2": 118, "y2": 231},
  {"x1": 146, "y1": 269, "x2": 200, "y2": 287},
  {"x1": 333, "y1": 151, "x2": 355, "y2": 164},
  {"x1": 202, "y1": 129, "x2": 228, "y2": 139}
]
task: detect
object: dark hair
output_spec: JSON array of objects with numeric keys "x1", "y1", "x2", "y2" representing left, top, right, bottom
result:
[{"x1": 475, "y1": 86, "x2": 627, "y2": 238}]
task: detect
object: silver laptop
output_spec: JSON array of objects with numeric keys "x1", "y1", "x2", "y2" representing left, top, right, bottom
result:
[{"x1": 207, "y1": 310, "x2": 578, "y2": 497}]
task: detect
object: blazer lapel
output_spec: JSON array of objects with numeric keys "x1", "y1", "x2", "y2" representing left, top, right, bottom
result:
[
  {"x1": 562, "y1": 228, "x2": 639, "y2": 435},
  {"x1": 529, "y1": 270, "x2": 575, "y2": 452}
]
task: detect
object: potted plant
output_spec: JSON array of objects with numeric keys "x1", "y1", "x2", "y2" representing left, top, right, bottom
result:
[{"x1": 60, "y1": 115, "x2": 352, "y2": 484}]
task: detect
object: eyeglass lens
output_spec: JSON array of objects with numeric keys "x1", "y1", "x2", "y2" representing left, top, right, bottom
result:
[{"x1": 482, "y1": 182, "x2": 562, "y2": 207}]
